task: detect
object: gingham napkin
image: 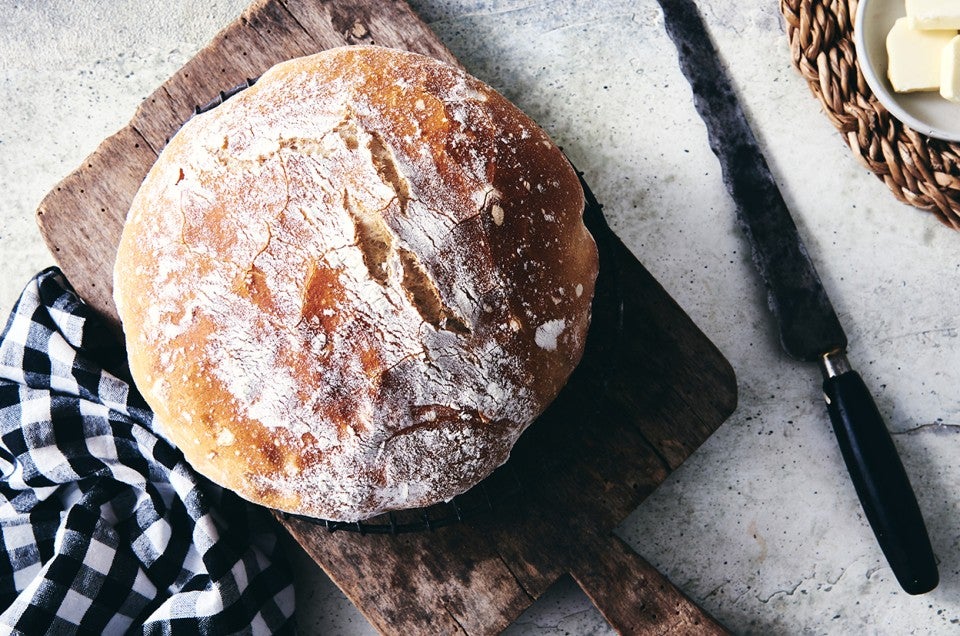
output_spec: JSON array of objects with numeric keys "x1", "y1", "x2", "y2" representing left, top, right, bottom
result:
[{"x1": 0, "y1": 268, "x2": 295, "y2": 634}]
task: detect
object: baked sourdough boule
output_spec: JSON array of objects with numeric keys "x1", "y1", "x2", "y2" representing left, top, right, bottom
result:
[{"x1": 114, "y1": 45, "x2": 599, "y2": 522}]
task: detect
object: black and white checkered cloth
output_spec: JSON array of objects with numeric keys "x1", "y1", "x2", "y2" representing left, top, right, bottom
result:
[{"x1": 0, "y1": 268, "x2": 295, "y2": 633}]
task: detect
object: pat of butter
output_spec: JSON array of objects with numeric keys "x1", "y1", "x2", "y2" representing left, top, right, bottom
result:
[
  {"x1": 941, "y1": 35, "x2": 960, "y2": 101},
  {"x1": 886, "y1": 18, "x2": 956, "y2": 92},
  {"x1": 907, "y1": 0, "x2": 960, "y2": 30}
]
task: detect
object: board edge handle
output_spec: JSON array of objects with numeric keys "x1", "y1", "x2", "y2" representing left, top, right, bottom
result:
[{"x1": 568, "y1": 533, "x2": 728, "y2": 635}]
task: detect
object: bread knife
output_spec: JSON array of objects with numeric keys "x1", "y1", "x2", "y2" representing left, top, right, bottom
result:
[{"x1": 654, "y1": 0, "x2": 938, "y2": 594}]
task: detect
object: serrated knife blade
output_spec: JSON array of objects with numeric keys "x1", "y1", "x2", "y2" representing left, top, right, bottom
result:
[{"x1": 654, "y1": 0, "x2": 938, "y2": 594}]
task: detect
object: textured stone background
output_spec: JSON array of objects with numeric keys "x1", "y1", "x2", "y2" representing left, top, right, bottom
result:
[{"x1": 2, "y1": 1, "x2": 959, "y2": 633}]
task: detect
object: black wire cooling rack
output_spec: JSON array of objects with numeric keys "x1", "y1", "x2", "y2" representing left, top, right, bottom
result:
[{"x1": 193, "y1": 81, "x2": 623, "y2": 535}]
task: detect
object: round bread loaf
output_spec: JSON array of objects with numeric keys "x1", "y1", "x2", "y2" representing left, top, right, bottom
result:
[{"x1": 114, "y1": 45, "x2": 598, "y2": 521}]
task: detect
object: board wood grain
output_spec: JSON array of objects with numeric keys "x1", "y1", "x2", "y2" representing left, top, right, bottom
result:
[{"x1": 35, "y1": 0, "x2": 737, "y2": 633}]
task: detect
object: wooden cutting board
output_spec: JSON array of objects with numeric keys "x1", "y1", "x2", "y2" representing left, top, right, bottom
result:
[{"x1": 35, "y1": 0, "x2": 738, "y2": 633}]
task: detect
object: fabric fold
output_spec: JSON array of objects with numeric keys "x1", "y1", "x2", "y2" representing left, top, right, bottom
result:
[{"x1": 0, "y1": 268, "x2": 295, "y2": 634}]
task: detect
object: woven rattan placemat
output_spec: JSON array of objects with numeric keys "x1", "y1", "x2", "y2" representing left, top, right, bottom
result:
[{"x1": 781, "y1": 0, "x2": 960, "y2": 228}]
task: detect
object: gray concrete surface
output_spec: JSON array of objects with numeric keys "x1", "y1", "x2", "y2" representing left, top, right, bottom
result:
[{"x1": 2, "y1": 0, "x2": 959, "y2": 633}]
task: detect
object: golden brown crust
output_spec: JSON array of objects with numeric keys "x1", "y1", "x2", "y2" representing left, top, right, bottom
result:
[{"x1": 114, "y1": 45, "x2": 598, "y2": 521}]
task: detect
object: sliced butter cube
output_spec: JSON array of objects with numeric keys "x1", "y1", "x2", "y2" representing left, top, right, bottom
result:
[
  {"x1": 887, "y1": 17, "x2": 956, "y2": 92},
  {"x1": 906, "y1": 0, "x2": 960, "y2": 30},
  {"x1": 941, "y1": 35, "x2": 960, "y2": 101}
]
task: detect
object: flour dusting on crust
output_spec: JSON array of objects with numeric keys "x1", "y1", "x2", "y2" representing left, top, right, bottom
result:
[{"x1": 114, "y1": 46, "x2": 598, "y2": 521}]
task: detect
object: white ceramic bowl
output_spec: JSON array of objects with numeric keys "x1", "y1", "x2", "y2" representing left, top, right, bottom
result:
[{"x1": 855, "y1": 0, "x2": 960, "y2": 142}]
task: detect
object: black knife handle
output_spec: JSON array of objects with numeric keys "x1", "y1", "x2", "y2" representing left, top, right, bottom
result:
[{"x1": 823, "y1": 368, "x2": 938, "y2": 594}]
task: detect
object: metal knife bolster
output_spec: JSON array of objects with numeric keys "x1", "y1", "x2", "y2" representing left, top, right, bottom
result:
[
  {"x1": 820, "y1": 349, "x2": 852, "y2": 380},
  {"x1": 657, "y1": 0, "x2": 846, "y2": 362}
]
